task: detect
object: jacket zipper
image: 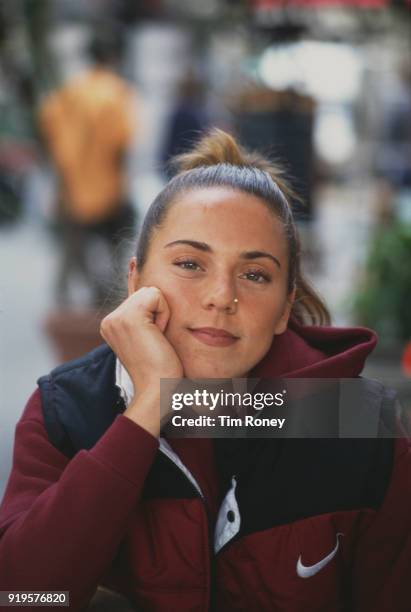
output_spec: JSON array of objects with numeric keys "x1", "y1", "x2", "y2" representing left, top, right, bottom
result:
[{"x1": 159, "y1": 448, "x2": 216, "y2": 611}]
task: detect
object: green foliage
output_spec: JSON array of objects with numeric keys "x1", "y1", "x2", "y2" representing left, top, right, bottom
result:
[{"x1": 355, "y1": 222, "x2": 411, "y2": 342}]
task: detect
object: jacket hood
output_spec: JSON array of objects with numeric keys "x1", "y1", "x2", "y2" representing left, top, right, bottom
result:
[{"x1": 252, "y1": 318, "x2": 377, "y2": 379}]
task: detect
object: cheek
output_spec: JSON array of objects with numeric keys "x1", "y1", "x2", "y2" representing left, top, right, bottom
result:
[
  {"x1": 161, "y1": 285, "x2": 196, "y2": 343},
  {"x1": 166, "y1": 281, "x2": 196, "y2": 304},
  {"x1": 242, "y1": 299, "x2": 285, "y2": 355},
  {"x1": 162, "y1": 279, "x2": 199, "y2": 325},
  {"x1": 245, "y1": 297, "x2": 284, "y2": 335},
  {"x1": 140, "y1": 268, "x2": 195, "y2": 313}
]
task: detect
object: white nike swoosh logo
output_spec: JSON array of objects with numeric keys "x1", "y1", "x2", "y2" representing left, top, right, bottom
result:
[{"x1": 296, "y1": 533, "x2": 344, "y2": 578}]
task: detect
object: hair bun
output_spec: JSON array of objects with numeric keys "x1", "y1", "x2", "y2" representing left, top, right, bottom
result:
[
  {"x1": 173, "y1": 127, "x2": 298, "y2": 206},
  {"x1": 173, "y1": 128, "x2": 249, "y2": 172}
]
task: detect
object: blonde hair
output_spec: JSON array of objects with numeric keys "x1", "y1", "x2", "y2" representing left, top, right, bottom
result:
[{"x1": 137, "y1": 128, "x2": 330, "y2": 326}]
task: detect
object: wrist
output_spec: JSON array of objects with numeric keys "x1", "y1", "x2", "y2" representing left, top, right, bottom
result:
[{"x1": 123, "y1": 390, "x2": 161, "y2": 437}]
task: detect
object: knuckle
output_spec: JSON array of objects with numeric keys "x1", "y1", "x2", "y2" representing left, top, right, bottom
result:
[
  {"x1": 100, "y1": 316, "x2": 110, "y2": 334},
  {"x1": 118, "y1": 316, "x2": 130, "y2": 330},
  {"x1": 146, "y1": 286, "x2": 160, "y2": 297},
  {"x1": 101, "y1": 312, "x2": 119, "y2": 333}
]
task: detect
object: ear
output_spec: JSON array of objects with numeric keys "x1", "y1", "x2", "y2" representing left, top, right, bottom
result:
[
  {"x1": 274, "y1": 287, "x2": 296, "y2": 335},
  {"x1": 127, "y1": 257, "x2": 139, "y2": 297}
]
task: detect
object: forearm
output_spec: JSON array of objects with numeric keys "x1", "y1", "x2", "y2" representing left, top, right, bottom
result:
[
  {"x1": 0, "y1": 415, "x2": 158, "y2": 609},
  {"x1": 123, "y1": 388, "x2": 162, "y2": 438}
]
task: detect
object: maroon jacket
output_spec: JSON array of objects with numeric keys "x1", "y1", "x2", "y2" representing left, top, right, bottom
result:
[{"x1": 1, "y1": 320, "x2": 410, "y2": 611}]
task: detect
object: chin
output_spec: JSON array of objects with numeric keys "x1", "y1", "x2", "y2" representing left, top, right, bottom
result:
[{"x1": 183, "y1": 362, "x2": 247, "y2": 380}]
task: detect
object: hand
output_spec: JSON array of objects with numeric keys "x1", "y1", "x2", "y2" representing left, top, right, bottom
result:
[{"x1": 100, "y1": 286, "x2": 184, "y2": 397}]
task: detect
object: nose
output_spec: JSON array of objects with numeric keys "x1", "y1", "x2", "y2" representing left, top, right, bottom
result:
[{"x1": 201, "y1": 275, "x2": 238, "y2": 314}]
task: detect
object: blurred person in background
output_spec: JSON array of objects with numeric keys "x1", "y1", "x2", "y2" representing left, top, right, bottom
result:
[
  {"x1": 374, "y1": 58, "x2": 411, "y2": 193},
  {"x1": 39, "y1": 29, "x2": 138, "y2": 308},
  {"x1": 0, "y1": 130, "x2": 410, "y2": 612},
  {"x1": 161, "y1": 68, "x2": 211, "y2": 179}
]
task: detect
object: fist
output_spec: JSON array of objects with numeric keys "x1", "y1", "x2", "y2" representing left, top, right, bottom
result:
[{"x1": 100, "y1": 286, "x2": 184, "y2": 395}]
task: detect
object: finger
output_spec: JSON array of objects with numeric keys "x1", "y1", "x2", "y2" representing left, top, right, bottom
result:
[
  {"x1": 135, "y1": 287, "x2": 171, "y2": 332},
  {"x1": 150, "y1": 290, "x2": 170, "y2": 333}
]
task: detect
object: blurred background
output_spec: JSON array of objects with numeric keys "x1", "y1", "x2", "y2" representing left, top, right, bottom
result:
[{"x1": 1, "y1": 0, "x2": 411, "y2": 502}]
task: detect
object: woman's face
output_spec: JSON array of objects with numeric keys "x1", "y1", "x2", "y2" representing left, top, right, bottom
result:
[{"x1": 129, "y1": 187, "x2": 294, "y2": 379}]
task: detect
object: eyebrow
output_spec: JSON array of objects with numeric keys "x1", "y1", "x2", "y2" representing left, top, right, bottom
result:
[{"x1": 164, "y1": 240, "x2": 281, "y2": 268}]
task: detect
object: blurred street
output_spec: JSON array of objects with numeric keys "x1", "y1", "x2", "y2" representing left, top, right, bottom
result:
[{"x1": 0, "y1": 220, "x2": 55, "y2": 498}]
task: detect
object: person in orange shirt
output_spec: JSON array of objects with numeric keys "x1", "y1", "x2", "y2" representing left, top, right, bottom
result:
[{"x1": 39, "y1": 31, "x2": 137, "y2": 307}]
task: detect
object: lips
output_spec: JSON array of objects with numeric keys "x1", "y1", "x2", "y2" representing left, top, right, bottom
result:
[{"x1": 188, "y1": 327, "x2": 239, "y2": 348}]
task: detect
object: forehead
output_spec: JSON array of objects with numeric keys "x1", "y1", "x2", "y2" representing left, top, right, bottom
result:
[{"x1": 156, "y1": 186, "x2": 286, "y2": 251}]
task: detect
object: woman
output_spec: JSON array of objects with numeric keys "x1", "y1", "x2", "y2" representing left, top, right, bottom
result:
[{"x1": 0, "y1": 129, "x2": 410, "y2": 611}]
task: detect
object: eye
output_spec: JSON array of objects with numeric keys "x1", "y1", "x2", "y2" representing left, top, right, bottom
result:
[
  {"x1": 173, "y1": 259, "x2": 203, "y2": 272},
  {"x1": 241, "y1": 270, "x2": 271, "y2": 284}
]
